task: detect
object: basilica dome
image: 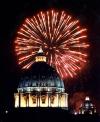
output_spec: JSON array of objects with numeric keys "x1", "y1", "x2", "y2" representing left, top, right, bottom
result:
[
  {"x1": 18, "y1": 62, "x2": 65, "y2": 93},
  {"x1": 15, "y1": 48, "x2": 68, "y2": 108}
]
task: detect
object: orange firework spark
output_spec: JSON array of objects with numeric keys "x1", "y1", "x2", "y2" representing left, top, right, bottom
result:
[{"x1": 15, "y1": 10, "x2": 89, "y2": 79}]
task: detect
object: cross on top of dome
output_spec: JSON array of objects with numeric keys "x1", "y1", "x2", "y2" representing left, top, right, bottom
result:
[{"x1": 38, "y1": 46, "x2": 43, "y2": 53}]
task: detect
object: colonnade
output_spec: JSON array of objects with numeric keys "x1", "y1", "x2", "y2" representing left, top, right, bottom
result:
[{"x1": 14, "y1": 92, "x2": 68, "y2": 108}]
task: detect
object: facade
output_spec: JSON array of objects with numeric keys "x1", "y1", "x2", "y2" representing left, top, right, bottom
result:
[
  {"x1": 79, "y1": 96, "x2": 96, "y2": 114},
  {"x1": 14, "y1": 48, "x2": 68, "y2": 108}
]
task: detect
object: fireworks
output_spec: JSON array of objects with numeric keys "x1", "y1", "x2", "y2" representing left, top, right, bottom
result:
[{"x1": 15, "y1": 10, "x2": 89, "y2": 79}]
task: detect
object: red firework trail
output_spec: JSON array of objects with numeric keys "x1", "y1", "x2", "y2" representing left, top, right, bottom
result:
[{"x1": 15, "y1": 10, "x2": 89, "y2": 79}]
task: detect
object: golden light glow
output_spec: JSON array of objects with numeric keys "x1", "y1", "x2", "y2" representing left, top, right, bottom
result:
[
  {"x1": 35, "y1": 56, "x2": 46, "y2": 62},
  {"x1": 14, "y1": 93, "x2": 68, "y2": 108}
]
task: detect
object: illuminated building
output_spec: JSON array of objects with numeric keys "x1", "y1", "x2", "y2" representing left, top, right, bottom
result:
[
  {"x1": 79, "y1": 96, "x2": 96, "y2": 114},
  {"x1": 14, "y1": 47, "x2": 68, "y2": 108}
]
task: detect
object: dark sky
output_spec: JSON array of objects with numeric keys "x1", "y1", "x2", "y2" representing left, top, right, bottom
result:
[{"x1": 0, "y1": 0, "x2": 100, "y2": 112}]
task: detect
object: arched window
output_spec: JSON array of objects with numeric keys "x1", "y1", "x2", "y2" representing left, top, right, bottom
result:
[
  {"x1": 41, "y1": 95, "x2": 46, "y2": 104},
  {"x1": 50, "y1": 95, "x2": 54, "y2": 104},
  {"x1": 32, "y1": 95, "x2": 36, "y2": 104}
]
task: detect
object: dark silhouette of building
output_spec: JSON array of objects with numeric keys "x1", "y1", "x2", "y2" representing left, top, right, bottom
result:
[
  {"x1": 1, "y1": 49, "x2": 99, "y2": 122},
  {"x1": 79, "y1": 96, "x2": 97, "y2": 115}
]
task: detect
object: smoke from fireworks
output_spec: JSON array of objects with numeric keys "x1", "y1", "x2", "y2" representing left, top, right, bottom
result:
[
  {"x1": 69, "y1": 92, "x2": 86, "y2": 112},
  {"x1": 15, "y1": 10, "x2": 89, "y2": 79}
]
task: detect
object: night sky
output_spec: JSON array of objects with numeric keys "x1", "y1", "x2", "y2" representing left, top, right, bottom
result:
[{"x1": 0, "y1": 0, "x2": 100, "y2": 112}]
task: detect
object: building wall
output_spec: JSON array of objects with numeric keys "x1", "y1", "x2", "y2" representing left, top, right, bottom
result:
[
  {"x1": 14, "y1": 93, "x2": 19, "y2": 107},
  {"x1": 29, "y1": 94, "x2": 37, "y2": 107},
  {"x1": 40, "y1": 94, "x2": 49, "y2": 107},
  {"x1": 14, "y1": 92, "x2": 68, "y2": 108},
  {"x1": 20, "y1": 93, "x2": 27, "y2": 107},
  {"x1": 60, "y1": 93, "x2": 68, "y2": 107},
  {"x1": 50, "y1": 94, "x2": 59, "y2": 107}
]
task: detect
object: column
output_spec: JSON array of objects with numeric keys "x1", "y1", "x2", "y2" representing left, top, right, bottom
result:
[
  {"x1": 37, "y1": 92, "x2": 40, "y2": 107},
  {"x1": 48, "y1": 93, "x2": 50, "y2": 107},
  {"x1": 19, "y1": 92, "x2": 20, "y2": 107},
  {"x1": 57, "y1": 93, "x2": 59, "y2": 107}
]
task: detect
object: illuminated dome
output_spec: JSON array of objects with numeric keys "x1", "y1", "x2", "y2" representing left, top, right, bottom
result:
[
  {"x1": 18, "y1": 62, "x2": 65, "y2": 93},
  {"x1": 15, "y1": 47, "x2": 68, "y2": 108}
]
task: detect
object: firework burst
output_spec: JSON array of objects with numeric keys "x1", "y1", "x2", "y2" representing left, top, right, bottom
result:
[{"x1": 15, "y1": 10, "x2": 89, "y2": 79}]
